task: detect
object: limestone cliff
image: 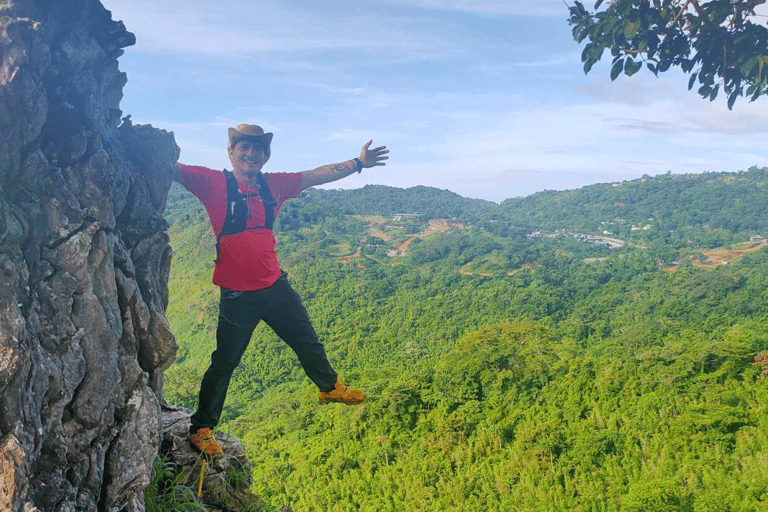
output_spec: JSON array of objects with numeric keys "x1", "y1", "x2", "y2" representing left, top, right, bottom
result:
[{"x1": 0, "y1": 0, "x2": 180, "y2": 510}]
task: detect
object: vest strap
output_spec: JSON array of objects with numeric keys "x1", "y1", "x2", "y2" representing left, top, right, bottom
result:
[{"x1": 214, "y1": 170, "x2": 277, "y2": 263}]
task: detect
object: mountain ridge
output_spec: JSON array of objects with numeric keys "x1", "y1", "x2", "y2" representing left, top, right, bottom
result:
[
  {"x1": 162, "y1": 164, "x2": 768, "y2": 510},
  {"x1": 170, "y1": 165, "x2": 768, "y2": 223}
]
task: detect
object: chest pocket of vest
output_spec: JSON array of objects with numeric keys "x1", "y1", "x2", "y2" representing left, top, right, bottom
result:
[
  {"x1": 214, "y1": 169, "x2": 276, "y2": 264},
  {"x1": 220, "y1": 194, "x2": 248, "y2": 237}
]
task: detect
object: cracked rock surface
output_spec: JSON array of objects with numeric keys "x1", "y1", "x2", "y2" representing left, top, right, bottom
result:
[{"x1": 0, "y1": 1, "x2": 181, "y2": 510}]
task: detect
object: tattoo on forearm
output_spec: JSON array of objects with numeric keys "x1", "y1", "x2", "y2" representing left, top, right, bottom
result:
[{"x1": 329, "y1": 163, "x2": 349, "y2": 175}]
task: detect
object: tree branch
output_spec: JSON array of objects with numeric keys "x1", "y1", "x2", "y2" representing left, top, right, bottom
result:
[{"x1": 662, "y1": 0, "x2": 692, "y2": 46}]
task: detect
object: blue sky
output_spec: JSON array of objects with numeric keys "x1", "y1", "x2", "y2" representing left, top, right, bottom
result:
[{"x1": 106, "y1": 0, "x2": 768, "y2": 202}]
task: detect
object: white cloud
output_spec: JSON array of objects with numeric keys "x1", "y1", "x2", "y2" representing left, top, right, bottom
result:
[
  {"x1": 377, "y1": 0, "x2": 569, "y2": 17},
  {"x1": 352, "y1": 70, "x2": 768, "y2": 200},
  {"x1": 108, "y1": 0, "x2": 463, "y2": 60},
  {"x1": 109, "y1": 0, "x2": 768, "y2": 203}
]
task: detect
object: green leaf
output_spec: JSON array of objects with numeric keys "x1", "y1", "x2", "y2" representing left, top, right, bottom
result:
[
  {"x1": 709, "y1": 84, "x2": 719, "y2": 101},
  {"x1": 734, "y1": 32, "x2": 751, "y2": 45},
  {"x1": 573, "y1": 23, "x2": 592, "y2": 43},
  {"x1": 727, "y1": 91, "x2": 738, "y2": 110},
  {"x1": 575, "y1": 25, "x2": 591, "y2": 43},
  {"x1": 688, "y1": 72, "x2": 698, "y2": 90},
  {"x1": 741, "y1": 56, "x2": 758, "y2": 77},
  {"x1": 582, "y1": 43, "x2": 605, "y2": 74},
  {"x1": 618, "y1": 0, "x2": 631, "y2": 16},
  {"x1": 624, "y1": 21, "x2": 641, "y2": 41},
  {"x1": 594, "y1": 0, "x2": 604, "y2": 8},
  {"x1": 646, "y1": 31, "x2": 659, "y2": 55},
  {"x1": 611, "y1": 58, "x2": 625, "y2": 80},
  {"x1": 625, "y1": 59, "x2": 642, "y2": 76}
]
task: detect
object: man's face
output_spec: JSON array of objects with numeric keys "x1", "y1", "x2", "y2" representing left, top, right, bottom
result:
[{"x1": 230, "y1": 140, "x2": 267, "y2": 183}]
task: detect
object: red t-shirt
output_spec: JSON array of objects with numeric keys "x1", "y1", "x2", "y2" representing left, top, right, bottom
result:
[{"x1": 179, "y1": 164, "x2": 302, "y2": 291}]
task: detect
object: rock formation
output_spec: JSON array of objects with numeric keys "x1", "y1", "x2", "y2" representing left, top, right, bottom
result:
[
  {"x1": 160, "y1": 406, "x2": 265, "y2": 512},
  {"x1": 0, "y1": 1, "x2": 243, "y2": 510}
]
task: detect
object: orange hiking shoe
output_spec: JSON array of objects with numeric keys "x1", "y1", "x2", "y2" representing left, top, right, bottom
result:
[
  {"x1": 319, "y1": 381, "x2": 366, "y2": 405},
  {"x1": 189, "y1": 428, "x2": 223, "y2": 456}
]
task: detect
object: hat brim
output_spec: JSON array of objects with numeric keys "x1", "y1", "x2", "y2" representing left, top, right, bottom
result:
[{"x1": 228, "y1": 128, "x2": 273, "y2": 148}]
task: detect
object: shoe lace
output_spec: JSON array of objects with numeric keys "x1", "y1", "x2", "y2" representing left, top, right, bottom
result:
[{"x1": 196, "y1": 429, "x2": 215, "y2": 446}]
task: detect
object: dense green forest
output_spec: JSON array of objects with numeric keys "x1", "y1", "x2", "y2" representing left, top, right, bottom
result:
[{"x1": 162, "y1": 168, "x2": 768, "y2": 511}]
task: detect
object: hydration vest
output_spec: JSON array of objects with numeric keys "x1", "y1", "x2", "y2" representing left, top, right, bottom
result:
[{"x1": 214, "y1": 169, "x2": 277, "y2": 264}]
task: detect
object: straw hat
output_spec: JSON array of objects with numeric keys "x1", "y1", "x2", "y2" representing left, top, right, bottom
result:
[{"x1": 227, "y1": 124, "x2": 273, "y2": 156}]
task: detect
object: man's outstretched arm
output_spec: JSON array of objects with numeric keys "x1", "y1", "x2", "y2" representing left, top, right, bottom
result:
[{"x1": 299, "y1": 141, "x2": 388, "y2": 192}]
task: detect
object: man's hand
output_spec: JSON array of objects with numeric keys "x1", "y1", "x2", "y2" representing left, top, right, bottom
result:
[
  {"x1": 299, "y1": 140, "x2": 390, "y2": 192},
  {"x1": 359, "y1": 140, "x2": 389, "y2": 168}
]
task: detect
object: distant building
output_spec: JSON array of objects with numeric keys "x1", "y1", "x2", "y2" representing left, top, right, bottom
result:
[
  {"x1": 392, "y1": 213, "x2": 420, "y2": 221},
  {"x1": 750, "y1": 235, "x2": 766, "y2": 243}
]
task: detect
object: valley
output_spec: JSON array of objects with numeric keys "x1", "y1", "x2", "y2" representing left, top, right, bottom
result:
[{"x1": 162, "y1": 168, "x2": 768, "y2": 512}]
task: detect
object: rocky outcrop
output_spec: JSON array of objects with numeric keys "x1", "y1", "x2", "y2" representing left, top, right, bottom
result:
[
  {"x1": 160, "y1": 407, "x2": 264, "y2": 512},
  {"x1": 0, "y1": 0, "x2": 180, "y2": 510}
]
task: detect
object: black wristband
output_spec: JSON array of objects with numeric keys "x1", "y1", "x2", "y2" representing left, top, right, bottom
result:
[{"x1": 353, "y1": 158, "x2": 363, "y2": 173}]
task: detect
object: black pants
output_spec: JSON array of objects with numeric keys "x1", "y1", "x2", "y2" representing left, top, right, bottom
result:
[{"x1": 190, "y1": 272, "x2": 337, "y2": 431}]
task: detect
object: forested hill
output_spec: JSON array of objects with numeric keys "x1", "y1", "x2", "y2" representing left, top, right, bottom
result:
[
  {"x1": 500, "y1": 166, "x2": 768, "y2": 240},
  {"x1": 160, "y1": 166, "x2": 768, "y2": 511},
  {"x1": 312, "y1": 184, "x2": 497, "y2": 220},
  {"x1": 168, "y1": 166, "x2": 768, "y2": 238}
]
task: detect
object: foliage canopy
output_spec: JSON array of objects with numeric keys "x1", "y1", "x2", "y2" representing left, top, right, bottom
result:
[
  {"x1": 162, "y1": 168, "x2": 768, "y2": 510},
  {"x1": 569, "y1": 0, "x2": 768, "y2": 109}
]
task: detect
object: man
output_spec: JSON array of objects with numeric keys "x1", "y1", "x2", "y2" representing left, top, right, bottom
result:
[{"x1": 174, "y1": 124, "x2": 389, "y2": 455}]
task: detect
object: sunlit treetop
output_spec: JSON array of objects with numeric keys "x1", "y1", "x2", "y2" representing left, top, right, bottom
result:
[{"x1": 568, "y1": 0, "x2": 768, "y2": 109}]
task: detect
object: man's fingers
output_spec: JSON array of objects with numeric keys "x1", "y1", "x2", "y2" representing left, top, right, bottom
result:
[{"x1": 361, "y1": 142, "x2": 388, "y2": 167}]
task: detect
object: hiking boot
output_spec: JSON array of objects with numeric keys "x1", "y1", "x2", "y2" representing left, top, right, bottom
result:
[
  {"x1": 319, "y1": 381, "x2": 366, "y2": 405},
  {"x1": 189, "y1": 427, "x2": 223, "y2": 456}
]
